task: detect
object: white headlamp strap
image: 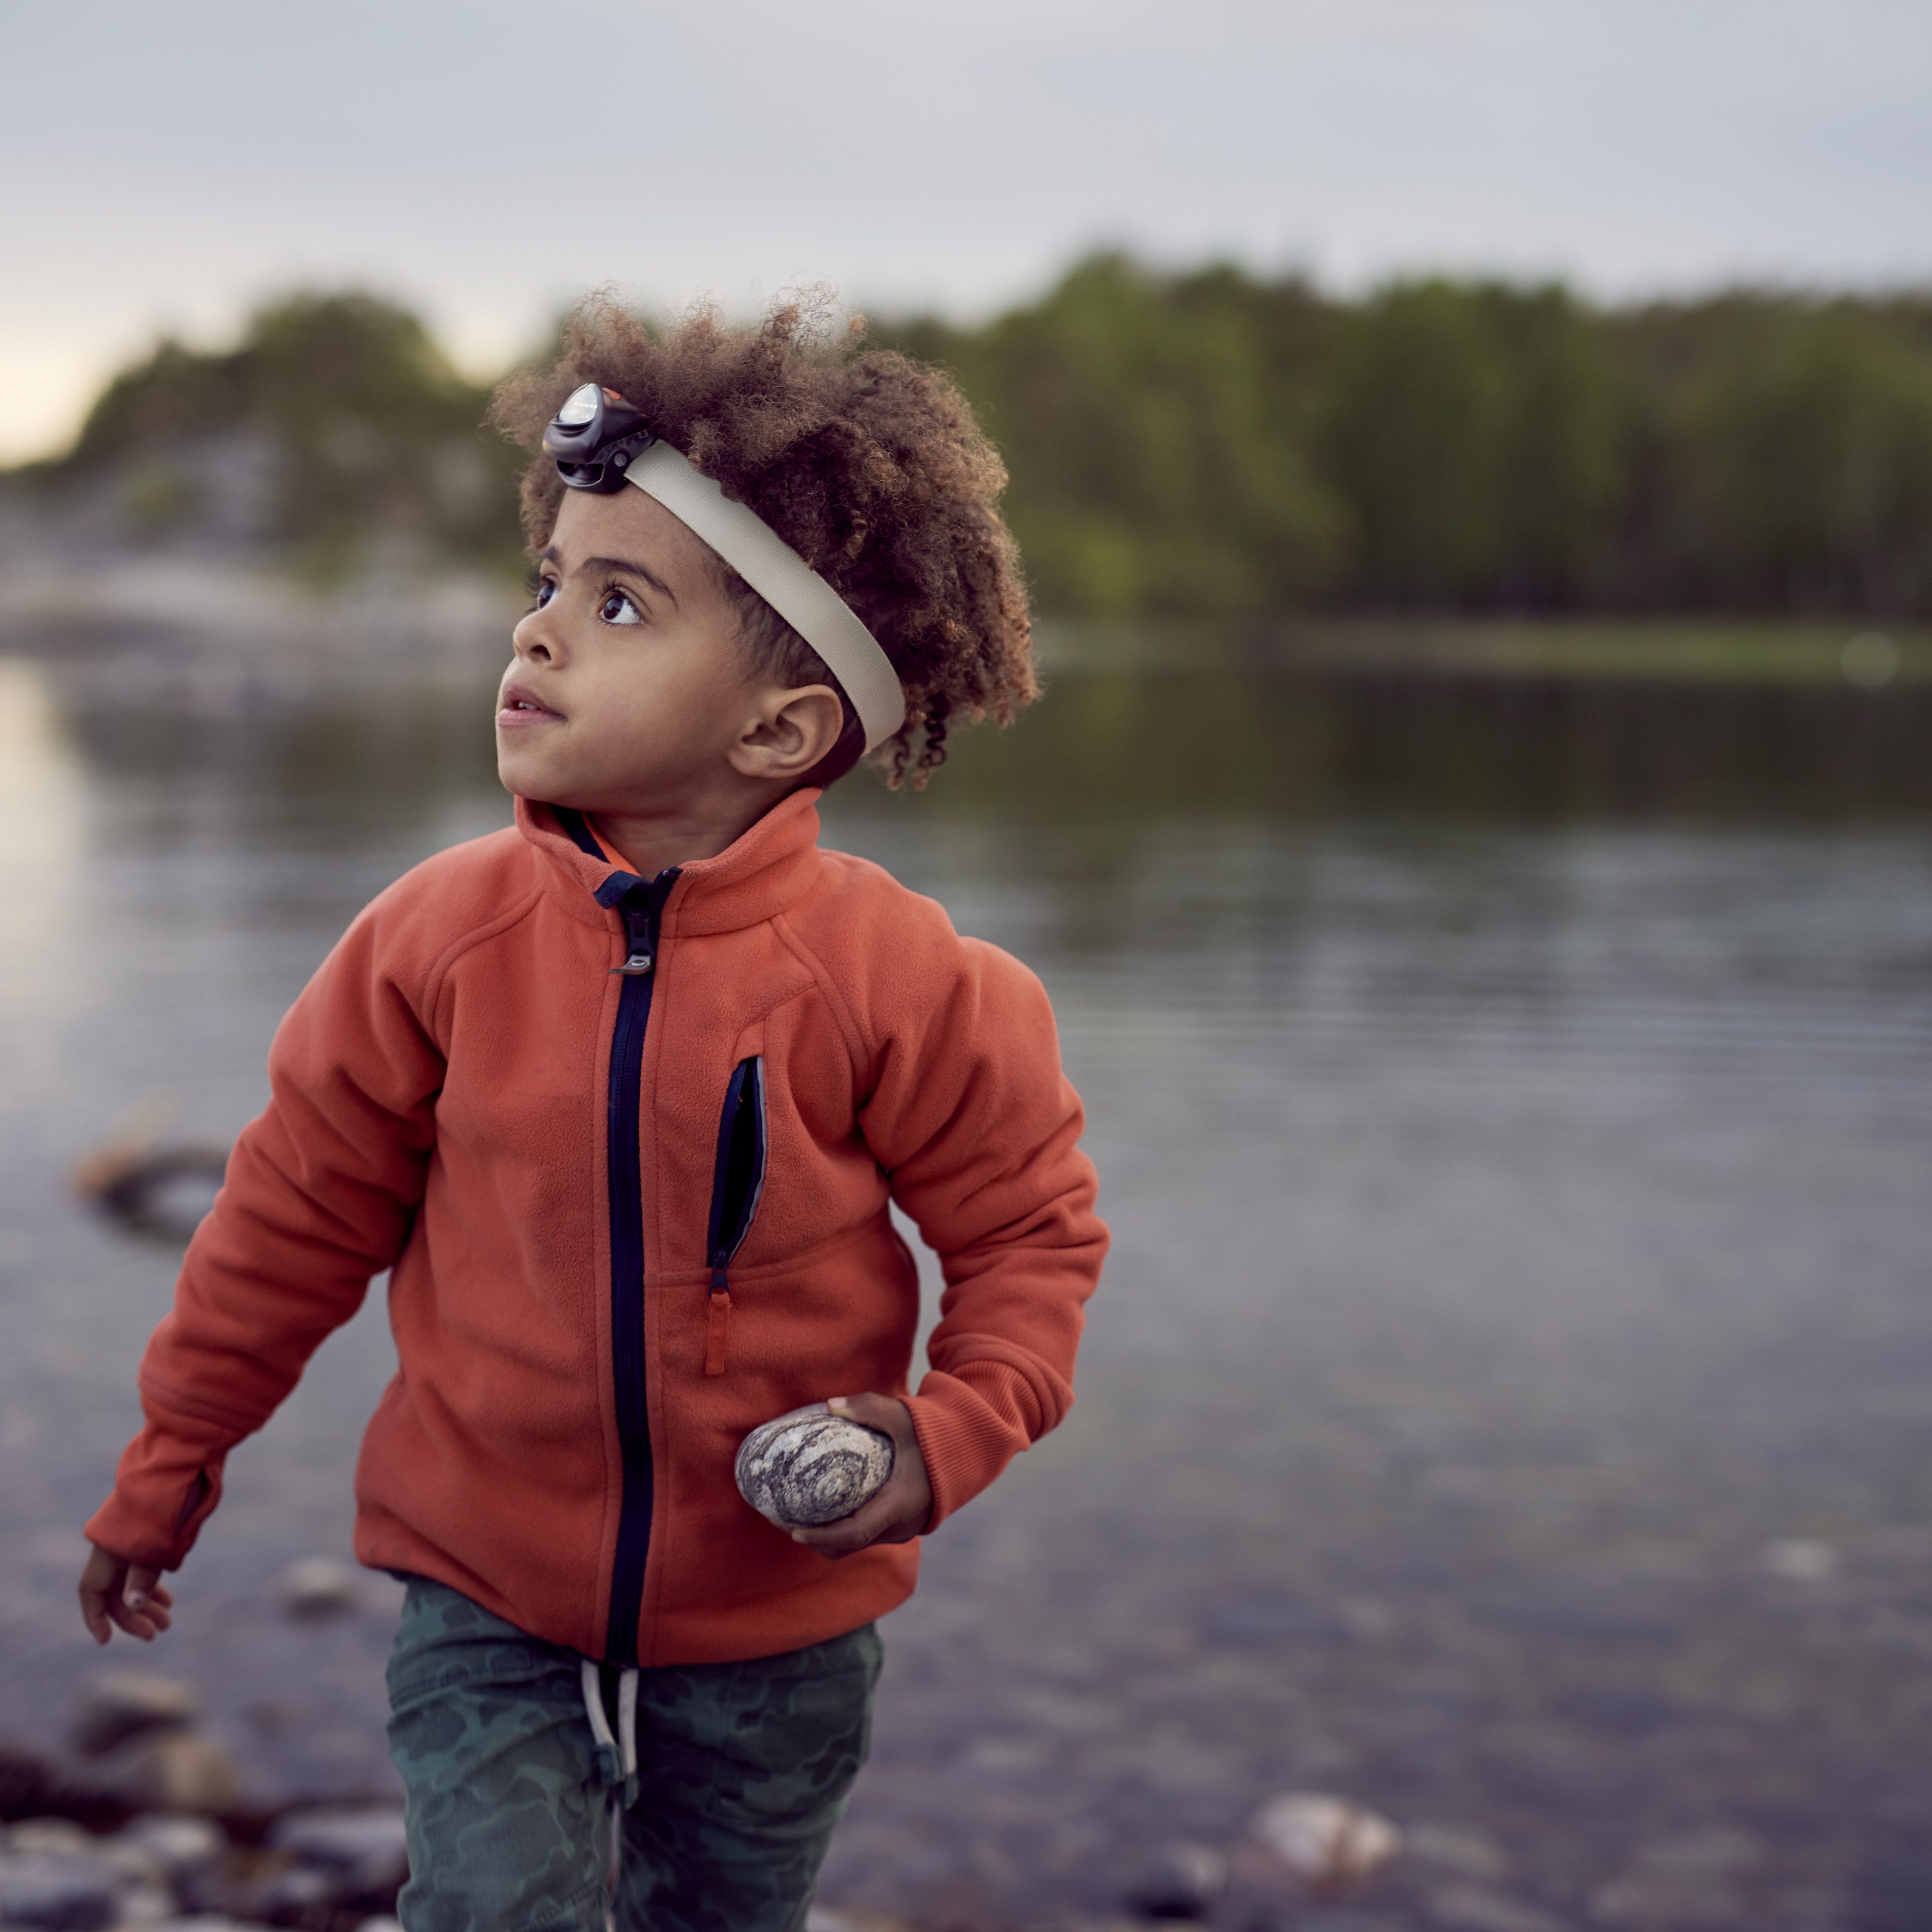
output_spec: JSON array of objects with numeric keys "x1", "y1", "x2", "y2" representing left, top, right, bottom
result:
[{"x1": 623, "y1": 441, "x2": 906, "y2": 754}]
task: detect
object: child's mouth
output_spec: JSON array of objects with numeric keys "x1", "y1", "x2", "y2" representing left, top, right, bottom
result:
[{"x1": 499, "y1": 683, "x2": 566, "y2": 728}]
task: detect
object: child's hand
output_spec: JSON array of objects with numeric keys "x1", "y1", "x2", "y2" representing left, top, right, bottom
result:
[
  {"x1": 789, "y1": 1394, "x2": 932, "y2": 1561},
  {"x1": 77, "y1": 1543, "x2": 174, "y2": 1645}
]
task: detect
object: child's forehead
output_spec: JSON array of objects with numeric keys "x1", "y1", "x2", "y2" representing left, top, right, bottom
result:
[{"x1": 546, "y1": 486, "x2": 719, "y2": 594}]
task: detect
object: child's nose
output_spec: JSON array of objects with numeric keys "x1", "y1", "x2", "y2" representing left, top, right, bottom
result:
[{"x1": 511, "y1": 608, "x2": 558, "y2": 663}]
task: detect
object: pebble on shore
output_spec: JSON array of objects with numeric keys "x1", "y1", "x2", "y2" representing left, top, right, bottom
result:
[
  {"x1": 72, "y1": 1677, "x2": 200, "y2": 1759},
  {"x1": 1252, "y1": 1792, "x2": 1402, "y2": 1894},
  {"x1": 273, "y1": 1557, "x2": 361, "y2": 1620}
]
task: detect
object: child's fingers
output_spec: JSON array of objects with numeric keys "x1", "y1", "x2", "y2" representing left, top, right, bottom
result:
[
  {"x1": 77, "y1": 1544, "x2": 126, "y2": 1644},
  {"x1": 123, "y1": 1565, "x2": 163, "y2": 1613},
  {"x1": 106, "y1": 1593, "x2": 160, "y2": 1642},
  {"x1": 826, "y1": 1392, "x2": 916, "y2": 1448},
  {"x1": 78, "y1": 1585, "x2": 114, "y2": 1646},
  {"x1": 791, "y1": 1466, "x2": 922, "y2": 1560}
]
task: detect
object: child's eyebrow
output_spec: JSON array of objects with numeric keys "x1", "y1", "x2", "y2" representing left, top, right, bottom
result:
[{"x1": 540, "y1": 545, "x2": 679, "y2": 606}]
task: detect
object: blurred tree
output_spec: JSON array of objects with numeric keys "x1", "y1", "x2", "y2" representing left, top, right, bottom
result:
[
  {"x1": 1481, "y1": 284, "x2": 1625, "y2": 608},
  {"x1": 1675, "y1": 302, "x2": 1932, "y2": 612},
  {"x1": 18, "y1": 266, "x2": 1932, "y2": 619},
  {"x1": 1321, "y1": 281, "x2": 1509, "y2": 605},
  {"x1": 59, "y1": 292, "x2": 523, "y2": 566},
  {"x1": 887, "y1": 253, "x2": 1342, "y2": 616}
]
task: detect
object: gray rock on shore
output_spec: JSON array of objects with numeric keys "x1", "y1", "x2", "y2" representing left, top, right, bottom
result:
[
  {"x1": 1124, "y1": 1839, "x2": 1228, "y2": 1919},
  {"x1": 0, "y1": 1848, "x2": 122, "y2": 1932},
  {"x1": 268, "y1": 1805, "x2": 409, "y2": 1900},
  {"x1": 72, "y1": 1678, "x2": 199, "y2": 1759},
  {"x1": 114, "y1": 1816, "x2": 225, "y2": 1886},
  {"x1": 273, "y1": 1557, "x2": 361, "y2": 1620},
  {"x1": 67, "y1": 1733, "x2": 239, "y2": 1818}
]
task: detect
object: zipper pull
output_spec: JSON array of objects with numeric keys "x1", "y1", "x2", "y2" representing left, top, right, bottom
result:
[
  {"x1": 605, "y1": 868, "x2": 678, "y2": 975},
  {"x1": 705, "y1": 1265, "x2": 731, "y2": 1377}
]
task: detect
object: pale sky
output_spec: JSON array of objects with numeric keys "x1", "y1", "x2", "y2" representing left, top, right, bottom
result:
[{"x1": 4, "y1": 0, "x2": 1929, "y2": 462}]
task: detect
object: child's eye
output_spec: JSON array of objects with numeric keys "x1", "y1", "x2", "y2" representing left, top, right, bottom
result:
[
  {"x1": 598, "y1": 589, "x2": 642, "y2": 626},
  {"x1": 535, "y1": 579, "x2": 558, "y2": 609}
]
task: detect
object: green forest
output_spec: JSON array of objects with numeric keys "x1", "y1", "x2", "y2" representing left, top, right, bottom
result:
[{"x1": 20, "y1": 255, "x2": 1932, "y2": 620}]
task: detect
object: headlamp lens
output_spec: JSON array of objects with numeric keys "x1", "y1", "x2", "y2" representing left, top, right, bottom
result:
[{"x1": 556, "y1": 382, "x2": 603, "y2": 430}]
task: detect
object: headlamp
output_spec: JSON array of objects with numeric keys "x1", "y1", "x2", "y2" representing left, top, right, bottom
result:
[
  {"x1": 537, "y1": 381, "x2": 908, "y2": 753},
  {"x1": 542, "y1": 383, "x2": 656, "y2": 493}
]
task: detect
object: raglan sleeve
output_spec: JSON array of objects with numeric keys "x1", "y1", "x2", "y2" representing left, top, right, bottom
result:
[
  {"x1": 857, "y1": 927, "x2": 1108, "y2": 1529},
  {"x1": 83, "y1": 886, "x2": 446, "y2": 1571}
]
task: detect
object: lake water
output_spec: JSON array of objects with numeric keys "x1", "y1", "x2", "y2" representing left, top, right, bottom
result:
[{"x1": 2, "y1": 636, "x2": 1930, "y2": 1930}]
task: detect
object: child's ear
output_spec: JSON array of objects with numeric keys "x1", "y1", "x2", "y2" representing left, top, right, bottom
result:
[{"x1": 730, "y1": 684, "x2": 847, "y2": 783}]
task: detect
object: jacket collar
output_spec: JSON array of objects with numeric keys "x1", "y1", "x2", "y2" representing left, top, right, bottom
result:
[{"x1": 514, "y1": 788, "x2": 826, "y2": 936}]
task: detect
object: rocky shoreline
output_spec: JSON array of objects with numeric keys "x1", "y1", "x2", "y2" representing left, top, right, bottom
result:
[{"x1": 2, "y1": 1657, "x2": 1445, "y2": 1932}]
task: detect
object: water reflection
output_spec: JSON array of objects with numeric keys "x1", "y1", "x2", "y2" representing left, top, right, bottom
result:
[
  {"x1": 0, "y1": 662, "x2": 97, "y2": 1109},
  {"x1": 2, "y1": 644, "x2": 1930, "y2": 1928}
]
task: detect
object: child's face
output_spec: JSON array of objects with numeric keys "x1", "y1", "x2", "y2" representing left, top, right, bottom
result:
[{"x1": 495, "y1": 487, "x2": 780, "y2": 817}]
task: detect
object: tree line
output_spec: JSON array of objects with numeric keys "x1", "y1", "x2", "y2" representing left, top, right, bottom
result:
[
  {"x1": 23, "y1": 259, "x2": 1932, "y2": 619},
  {"x1": 886, "y1": 254, "x2": 1932, "y2": 619}
]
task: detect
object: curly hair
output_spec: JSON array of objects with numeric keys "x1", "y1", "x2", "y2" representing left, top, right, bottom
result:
[{"x1": 489, "y1": 291, "x2": 1037, "y2": 788}]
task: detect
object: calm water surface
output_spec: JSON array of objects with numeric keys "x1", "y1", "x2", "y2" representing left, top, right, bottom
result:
[{"x1": 2, "y1": 649, "x2": 1930, "y2": 1930}]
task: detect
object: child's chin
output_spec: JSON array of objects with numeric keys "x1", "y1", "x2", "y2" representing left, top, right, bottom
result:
[{"x1": 495, "y1": 749, "x2": 554, "y2": 798}]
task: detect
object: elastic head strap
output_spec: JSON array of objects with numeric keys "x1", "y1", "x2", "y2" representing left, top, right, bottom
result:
[{"x1": 623, "y1": 441, "x2": 906, "y2": 754}]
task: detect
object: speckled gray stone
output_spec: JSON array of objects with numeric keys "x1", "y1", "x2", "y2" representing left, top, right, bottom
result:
[{"x1": 735, "y1": 1406, "x2": 895, "y2": 1529}]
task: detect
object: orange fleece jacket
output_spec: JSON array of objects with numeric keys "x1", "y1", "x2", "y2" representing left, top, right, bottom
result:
[{"x1": 86, "y1": 789, "x2": 1106, "y2": 1666}]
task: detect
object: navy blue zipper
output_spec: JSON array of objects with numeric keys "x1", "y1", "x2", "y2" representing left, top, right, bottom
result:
[
  {"x1": 706, "y1": 1055, "x2": 768, "y2": 1279},
  {"x1": 558, "y1": 809, "x2": 677, "y2": 1669}
]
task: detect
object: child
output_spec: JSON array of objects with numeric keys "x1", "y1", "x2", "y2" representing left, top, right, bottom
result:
[{"x1": 76, "y1": 296, "x2": 1108, "y2": 1932}]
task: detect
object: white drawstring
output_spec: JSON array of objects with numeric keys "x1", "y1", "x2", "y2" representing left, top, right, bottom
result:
[
  {"x1": 579, "y1": 1658, "x2": 640, "y2": 1791},
  {"x1": 580, "y1": 1657, "x2": 640, "y2": 1918},
  {"x1": 617, "y1": 1665, "x2": 639, "y2": 1784}
]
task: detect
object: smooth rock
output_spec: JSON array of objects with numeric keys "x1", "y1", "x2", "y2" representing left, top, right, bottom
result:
[
  {"x1": 735, "y1": 1407, "x2": 894, "y2": 1529},
  {"x1": 269, "y1": 1805, "x2": 408, "y2": 1898},
  {"x1": 1760, "y1": 1537, "x2": 1836, "y2": 1583},
  {"x1": 273, "y1": 1557, "x2": 359, "y2": 1620},
  {"x1": 1430, "y1": 1884, "x2": 1572, "y2": 1932},
  {"x1": 1124, "y1": 1839, "x2": 1228, "y2": 1919},
  {"x1": 106, "y1": 1881, "x2": 174, "y2": 1925},
  {"x1": 355, "y1": 1919, "x2": 404, "y2": 1932},
  {"x1": 0, "y1": 1852, "x2": 121, "y2": 1931},
  {"x1": 73, "y1": 1682, "x2": 199, "y2": 1760},
  {"x1": 113, "y1": 1817, "x2": 224, "y2": 1884},
  {"x1": 1252, "y1": 1793, "x2": 1402, "y2": 1893},
  {"x1": 13, "y1": 1816, "x2": 162, "y2": 1893},
  {"x1": 70, "y1": 1735, "x2": 238, "y2": 1819},
  {"x1": 4, "y1": 1824, "x2": 94, "y2": 1859},
  {"x1": 245, "y1": 1865, "x2": 339, "y2": 1921}
]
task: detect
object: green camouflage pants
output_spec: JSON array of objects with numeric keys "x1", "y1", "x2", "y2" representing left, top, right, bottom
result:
[{"x1": 385, "y1": 1577, "x2": 882, "y2": 1932}]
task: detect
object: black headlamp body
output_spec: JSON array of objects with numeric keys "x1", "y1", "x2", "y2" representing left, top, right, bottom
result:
[{"x1": 542, "y1": 383, "x2": 657, "y2": 493}]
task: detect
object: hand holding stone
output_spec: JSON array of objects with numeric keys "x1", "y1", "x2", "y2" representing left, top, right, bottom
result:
[{"x1": 745, "y1": 1394, "x2": 932, "y2": 1561}]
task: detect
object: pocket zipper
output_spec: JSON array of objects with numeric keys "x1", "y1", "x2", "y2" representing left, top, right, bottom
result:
[{"x1": 704, "y1": 1056, "x2": 767, "y2": 1376}]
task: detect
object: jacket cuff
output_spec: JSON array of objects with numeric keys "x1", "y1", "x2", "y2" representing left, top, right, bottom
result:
[
  {"x1": 905, "y1": 1359, "x2": 1053, "y2": 1530},
  {"x1": 84, "y1": 1425, "x2": 228, "y2": 1572}
]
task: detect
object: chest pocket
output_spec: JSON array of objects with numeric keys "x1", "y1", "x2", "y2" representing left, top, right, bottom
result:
[{"x1": 703, "y1": 1056, "x2": 766, "y2": 1376}]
